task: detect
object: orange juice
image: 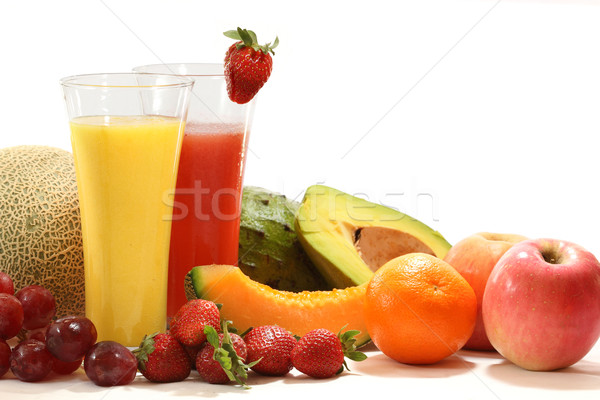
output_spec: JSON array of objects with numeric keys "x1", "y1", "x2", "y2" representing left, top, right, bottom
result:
[{"x1": 70, "y1": 115, "x2": 184, "y2": 346}]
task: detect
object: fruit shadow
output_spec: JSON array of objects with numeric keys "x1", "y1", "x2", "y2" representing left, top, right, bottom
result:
[
  {"x1": 126, "y1": 377, "x2": 243, "y2": 397},
  {"x1": 358, "y1": 341, "x2": 379, "y2": 353},
  {"x1": 459, "y1": 349, "x2": 504, "y2": 360},
  {"x1": 486, "y1": 359, "x2": 600, "y2": 391},
  {"x1": 349, "y1": 352, "x2": 475, "y2": 378},
  {"x1": 1, "y1": 370, "x2": 91, "y2": 396},
  {"x1": 62, "y1": 372, "x2": 244, "y2": 397}
]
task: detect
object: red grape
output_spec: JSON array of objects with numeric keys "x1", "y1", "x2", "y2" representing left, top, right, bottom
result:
[
  {"x1": 10, "y1": 339, "x2": 53, "y2": 382},
  {"x1": 46, "y1": 316, "x2": 97, "y2": 362},
  {"x1": 15, "y1": 285, "x2": 56, "y2": 330},
  {"x1": 0, "y1": 272, "x2": 13, "y2": 295},
  {"x1": 0, "y1": 339, "x2": 10, "y2": 377},
  {"x1": 52, "y1": 356, "x2": 83, "y2": 375},
  {"x1": 0, "y1": 293, "x2": 24, "y2": 340},
  {"x1": 84, "y1": 341, "x2": 137, "y2": 386},
  {"x1": 25, "y1": 326, "x2": 48, "y2": 342}
]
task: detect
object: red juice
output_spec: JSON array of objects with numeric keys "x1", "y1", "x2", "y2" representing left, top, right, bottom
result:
[{"x1": 168, "y1": 122, "x2": 249, "y2": 318}]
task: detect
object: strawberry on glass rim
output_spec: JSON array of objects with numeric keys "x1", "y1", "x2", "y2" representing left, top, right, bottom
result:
[{"x1": 223, "y1": 27, "x2": 279, "y2": 104}]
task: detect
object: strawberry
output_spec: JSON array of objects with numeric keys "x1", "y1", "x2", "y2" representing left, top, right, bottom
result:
[
  {"x1": 244, "y1": 325, "x2": 296, "y2": 376},
  {"x1": 291, "y1": 327, "x2": 367, "y2": 379},
  {"x1": 169, "y1": 299, "x2": 220, "y2": 347},
  {"x1": 196, "y1": 322, "x2": 258, "y2": 388},
  {"x1": 182, "y1": 344, "x2": 201, "y2": 370},
  {"x1": 223, "y1": 27, "x2": 279, "y2": 104},
  {"x1": 133, "y1": 332, "x2": 191, "y2": 383}
]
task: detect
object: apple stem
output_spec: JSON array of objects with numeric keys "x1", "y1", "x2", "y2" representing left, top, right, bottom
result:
[{"x1": 541, "y1": 248, "x2": 562, "y2": 265}]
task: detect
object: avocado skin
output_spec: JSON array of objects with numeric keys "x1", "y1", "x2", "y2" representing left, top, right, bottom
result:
[{"x1": 238, "y1": 186, "x2": 331, "y2": 292}]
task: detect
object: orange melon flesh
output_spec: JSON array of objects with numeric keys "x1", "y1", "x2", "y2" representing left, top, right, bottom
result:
[{"x1": 188, "y1": 265, "x2": 370, "y2": 346}]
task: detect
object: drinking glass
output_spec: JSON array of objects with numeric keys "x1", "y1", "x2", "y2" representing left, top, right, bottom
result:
[
  {"x1": 61, "y1": 73, "x2": 193, "y2": 345},
  {"x1": 133, "y1": 63, "x2": 255, "y2": 320}
]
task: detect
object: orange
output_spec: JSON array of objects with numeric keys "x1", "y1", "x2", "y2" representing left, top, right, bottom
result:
[{"x1": 364, "y1": 253, "x2": 477, "y2": 364}]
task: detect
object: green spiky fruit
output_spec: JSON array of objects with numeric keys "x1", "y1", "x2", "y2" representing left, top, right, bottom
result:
[{"x1": 238, "y1": 187, "x2": 330, "y2": 292}]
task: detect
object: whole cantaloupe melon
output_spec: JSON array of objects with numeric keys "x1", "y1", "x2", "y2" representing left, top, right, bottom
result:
[{"x1": 0, "y1": 145, "x2": 84, "y2": 317}]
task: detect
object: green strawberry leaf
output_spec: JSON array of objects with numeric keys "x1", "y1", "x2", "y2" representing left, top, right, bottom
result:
[
  {"x1": 132, "y1": 332, "x2": 158, "y2": 371},
  {"x1": 206, "y1": 321, "x2": 256, "y2": 389},
  {"x1": 336, "y1": 327, "x2": 367, "y2": 371},
  {"x1": 341, "y1": 330, "x2": 361, "y2": 342},
  {"x1": 215, "y1": 344, "x2": 234, "y2": 378},
  {"x1": 246, "y1": 358, "x2": 262, "y2": 369},
  {"x1": 223, "y1": 30, "x2": 242, "y2": 40},
  {"x1": 270, "y1": 36, "x2": 280, "y2": 53},
  {"x1": 226, "y1": 27, "x2": 279, "y2": 56},
  {"x1": 347, "y1": 351, "x2": 368, "y2": 362},
  {"x1": 247, "y1": 30, "x2": 258, "y2": 45},
  {"x1": 237, "y1": 27, "x2": 254, "y2": 48},
  {"x1": 204, "y1": 325, "x2": 220, "y2": 349}
]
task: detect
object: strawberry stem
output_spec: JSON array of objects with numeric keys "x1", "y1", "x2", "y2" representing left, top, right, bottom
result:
[
  {"x1": 224, "y1": 27, "x2": 279, "y2": 55},
  {"x1": 336, "y1": 327, "x2": 368, "y2": 373},
  {"x1": 132, "y1": 332, "x2": 158, "y2": 372},
  {"x1": 204, "y1": 322, "x2": 260, "y2": 389},
  {"x1": 237, "y1": 28, "x2": 254, "y2": 48}
]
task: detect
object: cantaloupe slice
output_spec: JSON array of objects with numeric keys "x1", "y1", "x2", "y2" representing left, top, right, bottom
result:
[{"x1": 188, "y1": 265, "x2": 370, "y2": 346}]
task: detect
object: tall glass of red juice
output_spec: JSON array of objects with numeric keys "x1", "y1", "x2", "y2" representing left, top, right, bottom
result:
[{"x1": 133, "y1": 64, "x2": 256, "y2": 320}]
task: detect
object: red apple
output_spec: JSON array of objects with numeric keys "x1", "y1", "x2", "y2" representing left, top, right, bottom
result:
[
  {"x1": 482, "y1": 238, "x2": 600, "y2": 371},
  {"x1": 444, "y1": 232, "x2": 527, "y2": 350}
]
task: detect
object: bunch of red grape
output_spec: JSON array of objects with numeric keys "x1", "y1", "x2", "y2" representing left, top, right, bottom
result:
[{"x1": 0, "y1": 271, "x2": 137, "y2": 386}]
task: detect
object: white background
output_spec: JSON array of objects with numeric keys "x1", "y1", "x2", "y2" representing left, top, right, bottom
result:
[
  {"x1": 0, "y1": 0, "x2": 600, "y2": 254},
  {"x1": 1, "y1": 0, "x2": 600, "y2": 398},
  {"x1": 2, "y1": 0, "x2": 600, "y2": 256}
]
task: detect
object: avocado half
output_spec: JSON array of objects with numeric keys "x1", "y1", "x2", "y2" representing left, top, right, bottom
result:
[{"x1": 294, "y1": 185, "x2": 451, "y2": 288}]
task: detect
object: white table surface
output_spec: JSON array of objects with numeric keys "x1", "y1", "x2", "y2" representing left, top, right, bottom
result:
[{"x1": 3, "y1": 340, "x2": 599, "y2": 400}]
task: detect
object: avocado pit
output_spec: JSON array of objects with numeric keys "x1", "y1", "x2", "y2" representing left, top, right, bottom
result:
[{"x1": 354, "y1": 226, "x2": 435, "y2": 272}]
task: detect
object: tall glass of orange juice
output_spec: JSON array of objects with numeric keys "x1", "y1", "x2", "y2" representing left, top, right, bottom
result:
[
  {"x1": 61, "y1": 73, "x2": 193, "y2": 346},
  {"x1": 133, "y1": 64, "x2": 256, "y2": 321}
]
